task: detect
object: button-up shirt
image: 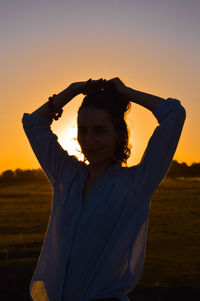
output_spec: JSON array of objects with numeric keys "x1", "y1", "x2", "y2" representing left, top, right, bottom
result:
[{"x1": 22, "y1": 98, "x2": 186, "y2": 301}]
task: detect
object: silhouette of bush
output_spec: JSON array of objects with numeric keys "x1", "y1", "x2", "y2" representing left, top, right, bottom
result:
[
  {"x1": 0, "y1": 161, "x2": 199, "y2": 184},
  {"x1": 1, "y1": 170, "x2": 15, "y2": 181},
  {"x1": 167, "y1": 160, "x2": 200, "y2": 177},
  {"x1": 0, "y1": 168, "x2": 47, "y2": 183}
]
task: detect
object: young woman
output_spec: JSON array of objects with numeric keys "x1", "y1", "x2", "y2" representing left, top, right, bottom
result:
[{"x1": 22, "y1": 78, "x2": 186, "y2": 301}]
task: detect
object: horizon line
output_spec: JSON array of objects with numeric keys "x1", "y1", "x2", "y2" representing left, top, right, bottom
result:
[{"x1": 0, "y1": 160, "x2": 200, "y2": 175}]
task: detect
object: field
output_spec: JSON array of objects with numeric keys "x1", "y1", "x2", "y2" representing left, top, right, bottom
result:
[{"x1": 0, "y1": 178, "x2": 200, "y2": 300}]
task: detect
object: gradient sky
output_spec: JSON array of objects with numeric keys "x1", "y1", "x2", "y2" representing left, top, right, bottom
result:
[{"x1": 0, "y1": 0, "x2": 199, "y2": 173}]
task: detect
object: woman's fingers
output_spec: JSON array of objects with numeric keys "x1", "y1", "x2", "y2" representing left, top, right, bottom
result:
[
  {"x1": 82, "y1": 78, "x2": 105, "y2": 95},
  {"x1": 87, "y1": 78, "x2": 107, "y2": 84}
]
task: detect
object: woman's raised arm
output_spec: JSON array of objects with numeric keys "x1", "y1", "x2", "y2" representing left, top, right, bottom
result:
[
  {"x1": 106, "y1": 77, "x2": 186, "y2": 195},
  {"x1": 106, "y1": 77, "x2": 165, "y2": 111},
  {"x1": 31, "y1": 79, "x2": 107, "y2": 119},
  {"x1": 31, "y1": 86, "x2": 78, "y2": 119}
]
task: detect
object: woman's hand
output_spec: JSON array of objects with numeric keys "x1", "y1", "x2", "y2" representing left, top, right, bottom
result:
[
  {"x1": 106, "y1": 77, "x2": 129, "y2": 99},
  {"x1": 69, "y1": 78, "x2": 107, "y2": 95}
]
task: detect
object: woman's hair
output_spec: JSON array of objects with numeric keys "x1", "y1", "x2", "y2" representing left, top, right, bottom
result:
[{"x1": 77, "y1": 84, "x2": 132, "y2": 165}]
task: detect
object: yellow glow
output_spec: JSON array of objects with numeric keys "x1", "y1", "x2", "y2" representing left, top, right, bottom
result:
[{"x1": 58, "y1": 124, "x2": 84, "y2": 162}]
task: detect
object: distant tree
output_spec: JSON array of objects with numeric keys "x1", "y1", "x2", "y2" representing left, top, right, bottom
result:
[
  {"x1": 15, "y1": 168, "x2": 25, "y2": 180},
  {"x1": 0, "y1": 168, "x2": 48, "y2": 184},
  {"x1": 167, "y1": 160, "x2": 180, "y2": 177},
  {"x1": 189, "y1": 163, "x2": 200, "y2": 177},
  {"x1": 1, "y1": 170, "x2": 15, "y2": 181},
  {"x1": 167, "y1": 161, "x2": 200, "y2": 177},
  {"x1": 13, "y1": 168, "x2": 47, "y2": 182}
]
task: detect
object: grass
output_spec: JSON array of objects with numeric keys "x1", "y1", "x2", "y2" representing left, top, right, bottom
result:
[{"x1": 0, "y1": 178, "x2": 200, "y2": 300}]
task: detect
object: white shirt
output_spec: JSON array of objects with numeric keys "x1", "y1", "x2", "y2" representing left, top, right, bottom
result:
[{"x1": 22, "y1": 98, "x2": 186, "y2": 301}]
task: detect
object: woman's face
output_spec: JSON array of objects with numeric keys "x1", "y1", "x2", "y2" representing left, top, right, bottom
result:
[{"x1": 77, "y1": 107, "x2": 118, "y2": 165}]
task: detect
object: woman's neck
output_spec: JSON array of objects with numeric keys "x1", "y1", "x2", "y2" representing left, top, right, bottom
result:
[{"x1": 88, "y1": 159, "x2": 115, "y2": 183}]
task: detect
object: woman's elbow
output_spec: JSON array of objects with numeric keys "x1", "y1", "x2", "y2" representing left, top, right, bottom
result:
[{"x1": 178, "y1": 104, "x2": 186, "y2": 123}]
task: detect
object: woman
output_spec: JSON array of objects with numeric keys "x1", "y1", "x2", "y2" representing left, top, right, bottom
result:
[{"x1": 22, "y1": 78, "x2": 186, "y2": 301}]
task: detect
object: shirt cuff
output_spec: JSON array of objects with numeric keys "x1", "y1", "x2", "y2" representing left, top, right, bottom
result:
[
  {"x1": 22, "y1": 113, "x2": 53, "y2": 130},
  {"x1": 152, "y1": 97, "x2": 181, "y2": 124}
]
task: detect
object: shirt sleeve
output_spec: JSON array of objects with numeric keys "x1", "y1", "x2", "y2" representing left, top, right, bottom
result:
[
  {"x1": 22, "y1": 113, "x2": 79, "y2": 186},
  {"x1": 133, "y1": 97, "x2": 186, "y2": 195}
]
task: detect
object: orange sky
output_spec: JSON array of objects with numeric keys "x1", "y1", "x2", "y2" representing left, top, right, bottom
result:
[{"x1": 0, "y1": 0, "x2": 199, "y2": 173}]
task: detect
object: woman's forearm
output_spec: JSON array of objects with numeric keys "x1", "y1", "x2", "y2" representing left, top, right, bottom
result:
[
  {"x1": 125, "y1": 87, "x2": 165, "y2": 112},
  {"x1": 31, "y1": 87, "x2": 79, "y2": 119}
]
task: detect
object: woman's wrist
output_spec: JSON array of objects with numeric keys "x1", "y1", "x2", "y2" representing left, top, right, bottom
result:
[{"x1": 31, "y1": 85, "x2": 79, "y2": 120}]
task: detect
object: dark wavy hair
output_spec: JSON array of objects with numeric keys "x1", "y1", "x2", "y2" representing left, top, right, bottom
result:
[{"x1": 77, "y1": 84, "x2": 132, "y2": 165}]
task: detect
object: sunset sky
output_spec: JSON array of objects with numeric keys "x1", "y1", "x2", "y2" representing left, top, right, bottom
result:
[{"x1": 0, "y1": 0, "x2": 199, "y2": 174}]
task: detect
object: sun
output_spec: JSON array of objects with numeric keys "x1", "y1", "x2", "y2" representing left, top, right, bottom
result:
[{"x1": 58, "y1": 124, "x2": 85, "y2": 162}]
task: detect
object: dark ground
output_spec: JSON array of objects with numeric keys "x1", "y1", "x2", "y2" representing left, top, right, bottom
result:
[{"x1": 0, "y1": 178, "x2": 200, "y2": 300}]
